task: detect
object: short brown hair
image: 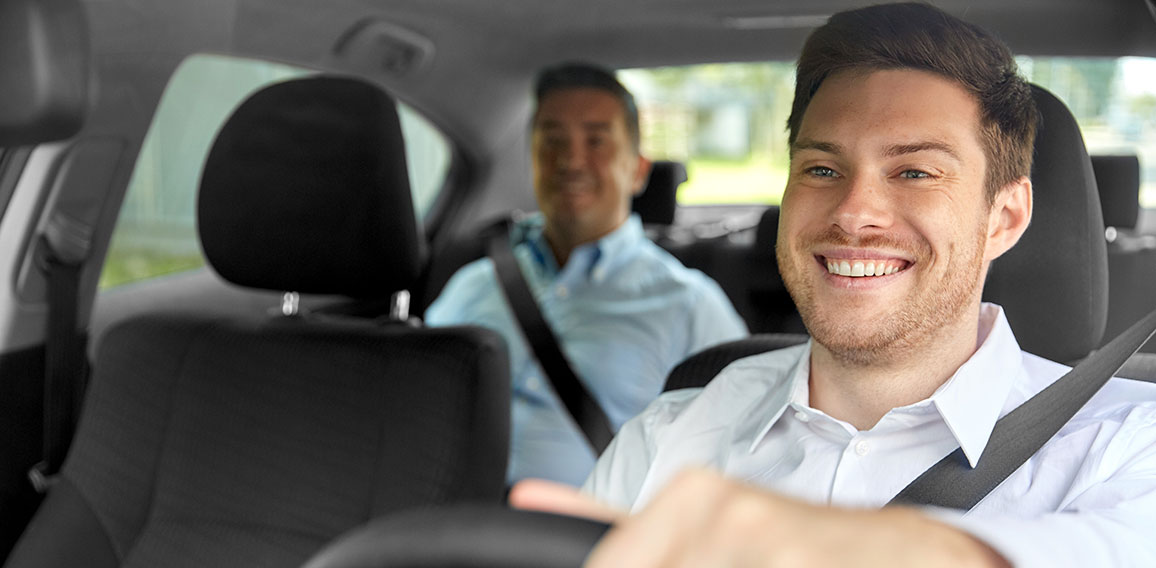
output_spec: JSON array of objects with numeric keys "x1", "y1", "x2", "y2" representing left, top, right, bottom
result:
[{"x1": 787, "y1": 2, "x2": 1037, "y2": 203}]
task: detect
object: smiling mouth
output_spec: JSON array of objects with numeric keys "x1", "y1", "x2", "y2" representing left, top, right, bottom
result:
[{"x1": 820, "y1": 257, "x2": 912, "y2": 278}]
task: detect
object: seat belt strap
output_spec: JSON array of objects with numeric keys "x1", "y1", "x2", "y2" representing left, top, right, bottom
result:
[
  {"x1": 889, "y1": 307, "x2": 1156, "y2": 510},
  {"x1": 486, "y1": 221, "x2": 615, "y2": 454},
  {"x1": 29, "y1": 239, "x2": 89, "y2": 492}
]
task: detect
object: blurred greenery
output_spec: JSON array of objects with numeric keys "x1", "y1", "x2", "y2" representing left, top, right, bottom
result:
[
  {"x1": 681, "y1": 157, "x2": 788, "y2": 205},
  {"x1": 99, "y1": 248, "x2": 204, "y2": 290}
]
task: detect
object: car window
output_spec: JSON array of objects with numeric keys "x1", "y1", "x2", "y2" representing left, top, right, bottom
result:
[
  {"x1": 621, "y1": 56, "x2": 1156, "y2": 208},
  {"x1": 99, "y1": 53, "x2": 451, "y2": 289}
]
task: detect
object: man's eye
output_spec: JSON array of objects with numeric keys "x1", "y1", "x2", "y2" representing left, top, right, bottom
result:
[
  {"x1": 805, "y1": 166, "x2": 838, "y2": 178},
  {"x1": 899, "y1": 169, "x2": 932, "y2": 179},
  {"x1": 588, "y1": 136, "x2": 606, "y2": 147}
]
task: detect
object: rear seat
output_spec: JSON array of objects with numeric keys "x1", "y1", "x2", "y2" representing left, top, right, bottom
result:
[
  {"x1": 1092, "y1": 154, "x2": 1156, "y2": 352},
  {"x1": 664, "y1": 206, "x2": 803, "y2": 334}
]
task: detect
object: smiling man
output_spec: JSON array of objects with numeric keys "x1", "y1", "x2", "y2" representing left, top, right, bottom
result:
[
  {"x1": 511, "y1": 3, "x2": 1156, "y2": 566},
  {"x1": 426, "y1": 63, "x2": 747, "y2": 487}
]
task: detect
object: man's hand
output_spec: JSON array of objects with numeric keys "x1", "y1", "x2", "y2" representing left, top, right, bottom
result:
[{"x1": 509, "y1": 469, "x2": 1010, "y2": 568}]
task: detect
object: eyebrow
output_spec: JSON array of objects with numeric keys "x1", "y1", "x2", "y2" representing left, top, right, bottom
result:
[
  {"x1": 790, "y1": 138, "x2": 962, "y2": 163},
  {"x1": 536, "y1": 120, "x2": 613, "y2": 132}
]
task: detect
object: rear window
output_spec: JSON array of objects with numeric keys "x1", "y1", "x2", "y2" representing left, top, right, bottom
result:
[
  {"x1": 620, "y1": 56, "x2": 1156, "y2": 208},
  {"x1": 100, "y1": 54, "x2": 451, "y2": 289}
]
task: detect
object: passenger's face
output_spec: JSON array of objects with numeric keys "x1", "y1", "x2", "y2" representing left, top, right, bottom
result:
[
  {"x1": 777, "y1": 69, "x2": 1012, "y2": 364},
  {"x1": 532, "y1": 88, "x2": 649, "y2": 246}
]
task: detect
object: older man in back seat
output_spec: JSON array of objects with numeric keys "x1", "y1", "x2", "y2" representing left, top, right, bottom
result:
[
  {"x1": 511, "y1": 3, "x2": 1156, "y2": 566},
  {"x1": 426, "y1": 62, "x2": 747, "y2": 487}
]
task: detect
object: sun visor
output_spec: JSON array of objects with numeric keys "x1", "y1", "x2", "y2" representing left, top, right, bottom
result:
[{"x1": 0, "y1": 0, "x2": 90, "y2": 146}]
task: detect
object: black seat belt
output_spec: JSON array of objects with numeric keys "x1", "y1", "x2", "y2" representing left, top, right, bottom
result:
[
  {"x1": 29, "y1": 235, "x2": 90, "y2": 492},
  {"x1": 486, "y1": 220, "x2": 615, "y2": 454},
  {"x1": 28, "y1": 207, "x2": 95, "y2": 492},
  {"x1": 889, "y1": 306, "x2": 1156, "y2": 510}
]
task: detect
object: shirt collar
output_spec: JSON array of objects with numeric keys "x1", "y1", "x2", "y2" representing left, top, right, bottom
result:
[
  {"x1": 928, "y1": 303, "x2": 1023, "y2": 467},
  {"x1": 521, "y1": 213, "x2": 645, "y2": 280},
  {"x1": 744, "y1": 303, "x2": 1023, "y2": 466}
]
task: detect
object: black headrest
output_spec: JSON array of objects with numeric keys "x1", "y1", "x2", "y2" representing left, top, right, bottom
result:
[
  {"x1": 0, "y1": 0, "x2": 88, "y2": 145},
  {"x1": 198, "y1": 76, "x2": 424, "y2": 298},
  {"x1": 754, "y1": 206, "x2": 780, "y2": 254},
  {"x1": 983, "y1": 85, "x2": 1107, "y2": 362},
  {"x1": 1091, "y1": 154, "x2": 1141, "y2": 230},
  {"x1": 632, "y1": 160, "x2": 686, "y2": 225}
]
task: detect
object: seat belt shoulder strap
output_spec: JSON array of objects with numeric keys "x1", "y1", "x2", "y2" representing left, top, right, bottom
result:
[
  {"x1": 485, "y1": 221, "x2": 615, "y2": 453},
  {"x1": 889, "y1": 307, "x2": 1156, "y2": 510}
]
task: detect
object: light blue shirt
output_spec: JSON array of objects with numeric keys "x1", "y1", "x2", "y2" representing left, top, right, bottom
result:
[
  {"x1": 584, "y1": 303, "x2": 1156, "y2": 566},
  {"x1": 425, "y1": 214, "x2": 748, "y2": 486}
]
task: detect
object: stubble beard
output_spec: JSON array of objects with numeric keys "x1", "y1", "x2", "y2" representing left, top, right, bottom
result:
[{"x1": 777, "y1": 225, "x2": 987, "y2": 368}]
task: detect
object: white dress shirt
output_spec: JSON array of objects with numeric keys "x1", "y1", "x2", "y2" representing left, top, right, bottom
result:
[{"x1": 584, "y1": 303, "x2": 1156, "y2": 566}]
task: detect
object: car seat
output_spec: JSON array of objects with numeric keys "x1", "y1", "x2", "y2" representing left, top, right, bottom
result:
[
  {"x1": 1092, "y1": 154, "x2": 1156, "y2": 352},
  {"x1": 3, "y1": 76, "x2": 511, "y2": 568}
]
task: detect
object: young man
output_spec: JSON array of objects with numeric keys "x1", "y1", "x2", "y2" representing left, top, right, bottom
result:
[
  {"x1": 511, "y1": 4, "x2": 1156, "y2": 566},
  {"x1": 425, "y1": 63, "x2": 747, "y2": 487}
]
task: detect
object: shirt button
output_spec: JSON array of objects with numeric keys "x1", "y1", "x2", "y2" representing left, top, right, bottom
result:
[
  {"x1": 794, "y1": 411, "x2": 810, "y2": 423},
  {"x1": 592, "y1": 267, "x2": 606, "y2": 281},
  {"x1": 555, "y1": 285, "x2": 569, "y2": 298},
  {"x1": 526, "y1": 375, "x2": 540, "y2": 391},
  {"x1": 854, "y1": 441, "x2": 870, "y2": 456}
]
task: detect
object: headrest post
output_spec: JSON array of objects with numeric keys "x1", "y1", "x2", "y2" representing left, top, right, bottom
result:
[
  {"x1": 281, "y1": 292, "x2": 301, "y2": 316},
  {"x1": 390, "y1": 290, "x2": 411, "y2": 322}
]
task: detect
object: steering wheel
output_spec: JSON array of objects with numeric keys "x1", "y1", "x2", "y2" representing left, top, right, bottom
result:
[{"x1": 302, "y1": 504, "x2": 611, "y2": 568}]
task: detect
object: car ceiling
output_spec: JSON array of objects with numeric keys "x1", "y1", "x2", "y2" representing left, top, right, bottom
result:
[{"x1": 75, "y1": 0, "x2": 1156, "y2": 226}]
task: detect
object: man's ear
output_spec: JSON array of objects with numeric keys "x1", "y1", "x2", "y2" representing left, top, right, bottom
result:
[
  {"x1": 984, "y1": 176, "x2": 1033, "y2": 263},
  {"x1": 632, "y1": 155, "x2": 653, "y2": 196}
]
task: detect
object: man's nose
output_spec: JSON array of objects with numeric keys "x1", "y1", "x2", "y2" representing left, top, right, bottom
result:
[
  {"x1": 830, "y1": 174, "x2": 893, "y2": 234},
  {"x1": 555, "y1": 138, "x2": 585, "y2": 169}
]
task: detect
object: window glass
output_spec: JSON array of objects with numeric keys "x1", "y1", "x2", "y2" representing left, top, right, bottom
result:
[
  {"x1": 1018, "y1": 57, "x2": 1156, "y2": 208},
  {"x1": 621, "y1": 57, "x2": 1156, "y2": 208},
  {"x1": 100, "y1": 54, "x2": 451, "y2": 289},
  {"x1": 619, "y1": 64, "x2": 795, "y2": 206}
]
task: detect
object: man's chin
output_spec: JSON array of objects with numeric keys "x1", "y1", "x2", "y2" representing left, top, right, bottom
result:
[{"x1": 803, "y1": 311, "x2": 914, "y2": 367}]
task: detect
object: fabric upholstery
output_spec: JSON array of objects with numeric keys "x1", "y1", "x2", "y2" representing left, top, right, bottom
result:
[
  {"x1": 6, "y1": 314, "x2": 509, "y2": 568},
  {"x1": 198, "y1": 76, "x2": 424, "y2": 297},
  {"x1": 632, "y1": 160, "x2": 685, "y2": 226},
  {"x1": 982, "y1": 85, "x2": 1108, "y2": 363},
  {"x1": 1091, "y1": 154, "x2": 1141, "y2": 230},
  {"x1": 664, "y1": 334, "x2": 808, "y2": 392},
  {"x1": 6, "y1": 75, "x2": 511, "y2": 568}
]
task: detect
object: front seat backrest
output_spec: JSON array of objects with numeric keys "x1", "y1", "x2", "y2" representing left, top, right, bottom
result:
[{"x1": 5, "y1": 76, "x2": 510, "y2": 568}]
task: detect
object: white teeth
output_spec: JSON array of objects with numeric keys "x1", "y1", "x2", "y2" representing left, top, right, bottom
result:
[{"x1": 825, "y1": 259, "x2": 904, "y2": 277}]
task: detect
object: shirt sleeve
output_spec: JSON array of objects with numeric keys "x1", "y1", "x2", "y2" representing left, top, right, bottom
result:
[
  {"x1": 582, "y1": 389, "x2": 703, "y2": 511},
  {"x1": 685, "y1": 274, "x2": 749, "y2": 355},
  {"x1": 424, "y1": 258, "x2": 493, "y2": 327}
]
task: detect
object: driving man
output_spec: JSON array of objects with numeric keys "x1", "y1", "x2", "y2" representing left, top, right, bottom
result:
[
  {"x1": 426, "y1": 63, "x2": 748, "y2": 487},
  {"x1": 511, "y1": 3, "x2": 1156, "y2": 565}
]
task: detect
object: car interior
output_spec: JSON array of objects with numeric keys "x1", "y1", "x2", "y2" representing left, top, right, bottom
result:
[{"x1": 1, "y1": 0, "x2": 1155, "y2": 566}]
